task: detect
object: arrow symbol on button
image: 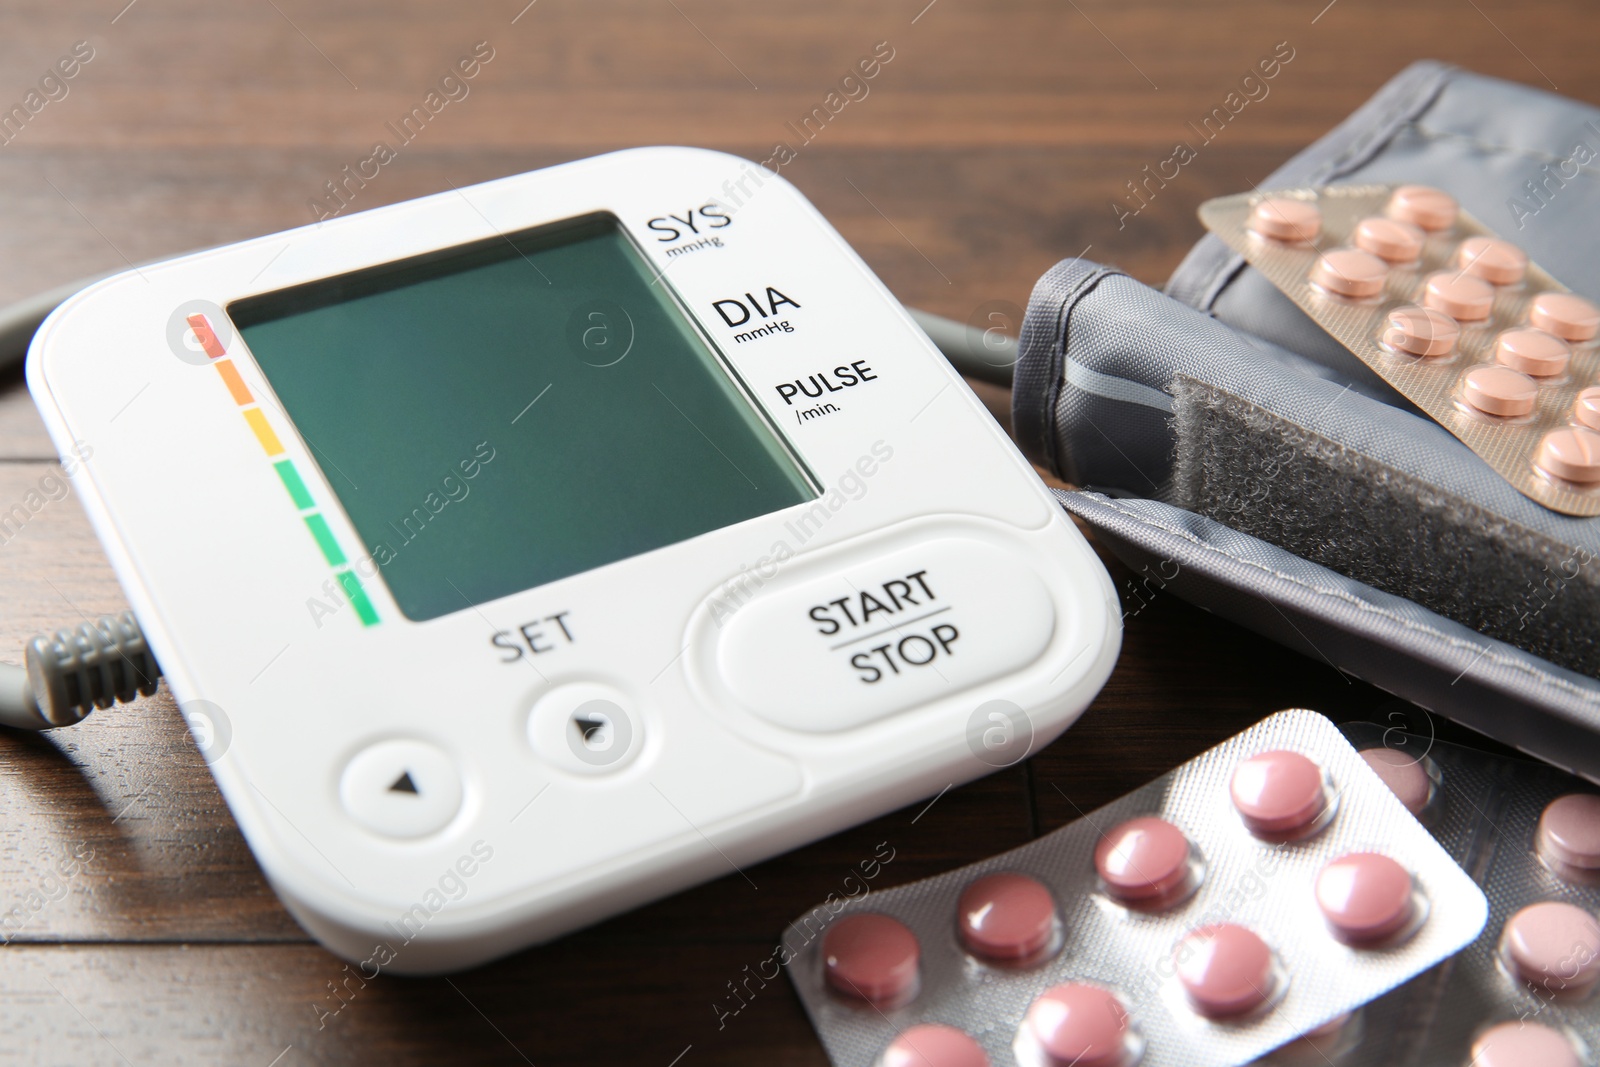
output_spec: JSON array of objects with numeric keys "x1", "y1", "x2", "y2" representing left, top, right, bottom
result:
[
  {"x1": 573, "y1": 716, "x2": 610, "y2": 746},
  {"x1": 388, "y1": 771, "x2": 420, "y2": 795}
]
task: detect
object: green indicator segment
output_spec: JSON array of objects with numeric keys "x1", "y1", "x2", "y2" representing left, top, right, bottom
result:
[
  {"x1": 274, "y1": 459, "x2": 316, "y2": 510},
  {"x1": 304, "y1": 514, "x2": 348, "y2": 567},
  {"x1": 337, "y1": 569, "x2": 380, "y2": 627}
]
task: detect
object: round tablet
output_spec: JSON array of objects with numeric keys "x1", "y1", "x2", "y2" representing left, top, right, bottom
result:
[
  {"x1": 1458, "y1": 237, "x2": 1528, "y2": 285},
  {"x1": 1354, "y1": 216, "x2": 1424, "y2": 262},
  {"x1": 1423, "y1": 272, "x2": 1494, "y2": 320},
  {"x1": 1359, "y1": 748, "x2": 1433, "y2": 815},
  {"x1": 1230, "y1": 749, "x2": 1328, "y2": 836},
  {"x1": 1310, "y1": 249, "x2": 1387, "y2": 298},
  {"x1": 1093, "y1": 816, "x2": 1192, "y2": 903},
  {"x1": 1462, "y1": 365, "x2": 1538, "y2": 418},
  {"x1": 1575, "y1": 388, "x2": 1600, "y2": 432},
  {"x1": 1536, "y1": 427, "x2": 1600, "y2": 484},
  {"x1": 1471, "y1": 1022, "x2": 1582, "y2": 1067},
  {"x1": 823, "y1": 913, "x2": 921, "y2": 1004},
  {"x1": 1386, "y1": 185, "x2": 1458, "y2": 231},
  {"x1": 1315, "y1": 852, "x2": 1415, "y2": 942},
  {"x1": 1530, "y1": 292, "x2": 1600, "y2": 342},
  {"x1": 1381, "y1": 305, "x2": 1458, "y2": 357},
  {"x1": 1174, "y1": 924, "x2": 1275, "y2": 1018},
  {"x1": 1501, "y1": 901, "x2": 1600, "y2": 993},
  {"x1": 1024, "y1": 984, "x2": 1131, "y2": 1067},
  {"x1": 1537, "y1": 794, "x2": 1600, "y2": 871},
  {"x1": 883, "y1": 1025, "x2": 990, "y2": 1067},
  {"x1": 957, "y1": 872, "x2": 1058, "y2": 961},
  {"x1": 1249, "y1": 198, "x2": 1321, "y2": 242},
  {"x1": 1495, "y1": 328, "x2": 1570, "y2": 377}
]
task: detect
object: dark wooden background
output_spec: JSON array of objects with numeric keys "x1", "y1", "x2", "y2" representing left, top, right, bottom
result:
[{"x1": 0, "y1": 1, "x2": 1593, "y2": 1063}]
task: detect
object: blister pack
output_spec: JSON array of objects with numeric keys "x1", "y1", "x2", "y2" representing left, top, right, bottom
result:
[
  {"x1": 1277, "y1": 722, "x2": 1600, "y2": 1067},
  {"x1": 1198, "y1": 184, "x2": 1600, "y2": 515},
  {"x1": 783, "y1": 710, "x2": 1488, "y2": 1067}
]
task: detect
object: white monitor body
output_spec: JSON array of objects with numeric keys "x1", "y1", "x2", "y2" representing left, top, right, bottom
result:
[{"x1": 27, "y1": 147, "x2": 1120, "y2": 973}]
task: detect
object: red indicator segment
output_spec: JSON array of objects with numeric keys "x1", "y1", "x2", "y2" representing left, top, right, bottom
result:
[{"x1": 186, "y1": 313, "x2": 228, "y2": 359}]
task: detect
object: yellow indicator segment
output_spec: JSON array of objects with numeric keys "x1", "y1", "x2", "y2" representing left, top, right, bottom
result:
[{"x1": 243, "y1": 407, "x2": 285, "y2": 457}]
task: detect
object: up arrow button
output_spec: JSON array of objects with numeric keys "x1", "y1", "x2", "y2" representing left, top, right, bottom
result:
[{"x1": 340, "y1": 739, "x2": 463, "y2": 839}]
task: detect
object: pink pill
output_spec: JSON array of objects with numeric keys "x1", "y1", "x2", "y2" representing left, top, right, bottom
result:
[
  {"x1": 1462, "y1": 365, "x2": 1538, "y2": 418},
  {"x1": 1423, "y1": 271, "x2": 1495, "y2": 320},
  {"x1": 823, "y1": 913, "x2": 920, "y2": 1004},
  {"x1": 1381, "y1": 305, "x2": 1458, "y2": 357},
  {"x1": 1386, "y1": 185, "x2": 1458, "y2": 231},
  {"x1": 1458, "y1": 237, "x2": 1528, "y2": 285},
  {"x1": 1230, "y1": 749, "x2": 1328, "y2": 836},
  {"x1": 1537, "y1": 794, "x2": 1600, "y2": 872},
  {"x1": 883, "y1": 1025, "x2": 990, "y2": 1067},
  {"x1": 1315, "y1": 852, "x2": 1416, "y2": 943},
  {"x1": 1500, "y1": 901, "x2": 1600, "y2": 994},
  {"x1": 1359, "y1": 748, "x2": 1433, "y2": 815},
  {"x1": 1354, "y1": 216, "x2": 1424, "y2": 262},
  {"x1": 1530, "y1": 292, "x2": 1600, "y2": 342},
  {"x1": 1094, "y1": 816, "x2": 1192, "y2": 903},
  {"x1": 958, "y1": 872, "x2": 1058, "y2": 962},
  {"x1": 1310, "y1": 249, "x2": 1387, "y2": 298},
  {"x1": 1536, "y1": 427, "x2": 1600, "y2": 484},
  {"x1": 1249, "y1": 198, "x2": 1321, "y2": 243},
  {"x1": 1574, "y1": 388, "x2": 1600, "y2": 432},
  {"x1": 1023, "y1": 983, "x2": 1132, "y2": 1067},
  {"x1": 1495, "y1": 328, "x2": 1570, "y2": 377},
  {"x1": 1174, "y1": 924, "x2": 1276, "y2": 1018},
  {"x1": 1471, "y1": 1022, "x2": 1582, "y2": 1067}
]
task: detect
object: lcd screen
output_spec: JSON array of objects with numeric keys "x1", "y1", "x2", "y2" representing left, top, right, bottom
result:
[{"x1": 230, "y1": 213, "x2": 816, "y2": 621}]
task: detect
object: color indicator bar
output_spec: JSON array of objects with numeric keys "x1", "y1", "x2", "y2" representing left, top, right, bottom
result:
[{"x1": 189, "y1": 313, "x2": 380, "y2": 627}]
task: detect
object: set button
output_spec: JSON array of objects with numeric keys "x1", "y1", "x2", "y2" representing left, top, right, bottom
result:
[{"x1": 527, "y1": 681, "x2": 643, "y2": 774}]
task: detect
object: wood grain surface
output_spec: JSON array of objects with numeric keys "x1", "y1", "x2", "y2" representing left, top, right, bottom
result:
[{"x1": 0, "y1": 1, "x2": 1592, "y2": 1063}]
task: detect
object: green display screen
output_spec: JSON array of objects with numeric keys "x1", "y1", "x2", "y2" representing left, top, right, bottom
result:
[{"x1": 230, "y1": 213, "x2": 815, "y2": 622}]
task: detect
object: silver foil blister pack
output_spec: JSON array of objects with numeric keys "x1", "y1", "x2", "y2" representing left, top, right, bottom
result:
[
  {"x1": 784, "y1": 710, "x2": 1487, "y2": 1067},
  {"x1": 1199, "y1": 183, "x2": 1600, "y2": 516},
  {"x1": 1286, "y1": 722, "x2": 1600, "y2": 1067}
]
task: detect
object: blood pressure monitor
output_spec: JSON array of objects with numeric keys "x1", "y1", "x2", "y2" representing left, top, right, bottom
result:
[{"x1": 27, "y1": 148, "x2": 1120, "y2": 973}]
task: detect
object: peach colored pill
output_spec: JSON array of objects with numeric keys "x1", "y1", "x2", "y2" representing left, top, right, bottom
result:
[
  {"x1": 1174, "y1": 924, "x2": 1275, "y2": 1018},
  {"x1": 1382, "y1": 305, "x2": 1458, "y2": 357},
  {"x1": 1249, "y1": 198, "x2": 1321, "y2": 242},
  {"x1": 1457, "y1": 236, "x2": 1528, "y2": 285},
  {"x1": 1500, "y1": 901, "x2": 1600, "y2": 993},
  {"x1": 1495, "y1": 328, "x2": 1570, "y2": 377},
  {"x1": 958, "y1": 872, "x2": 1058, "y2": 962},
  {"x1": 823, "y1": 913, "x2": 920, "y2": 1004},
  {"x1": 1310, "y1": 249, "x2": 1387, "y2": 298},
  {"x1": 1386, "y1": 184, "x2": 1457, "y2": 231},
  {"x1": 1530, "y1": 292, "x2": 1600, "y2": 341},
  {"x1": 1423, "y1": 271, "x2": 1494, "y2": 320},
  {"x1": 1462, "y1": 365, "x2": 1538, "y2": 418},
  {"x1": 1471, "y1": 1022, "x2": 1581, "y2": 1067},
  {"x1": 1359, "y1": 748, "x2": 1433, "y2": 815},
  {"x1": 1575, "y1": 388, "x2": 1600, "y2": 431},
  {"x1": 1230, "y1": 749, "x2": 1328, "y2": 836},
  {"x1": 1094, "y1": 816, "x2": 1192, "y2": 903},
  {"x1": 883, "y1": 1025, "x2": 990, "y2": 1067},
  {"x1": 1354, "y1": 216, "x2": 1424, "y2": 262},
  {"x1": 1024, "y1": 984, "x2": 1131, "y2": 1067},
  {"x1": 1537, "y1": 427, "x2": 1600, "y2": 484},
  {"x1": 1315, "y1": 852, "x2": 1416, "y2": 943},
  {"x1": 1538, "y1": 794, "x2": 1600, "y2": 871}
]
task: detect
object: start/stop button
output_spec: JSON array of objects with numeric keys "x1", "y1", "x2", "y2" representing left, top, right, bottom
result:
[{"x1": 713, "y1": 537, "x2": 1055, "y2": 733}]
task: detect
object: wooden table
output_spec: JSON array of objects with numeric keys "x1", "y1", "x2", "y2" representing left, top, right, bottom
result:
[{"x1": 0, "y1": 1, "x2": 1592, "y2": 1062}]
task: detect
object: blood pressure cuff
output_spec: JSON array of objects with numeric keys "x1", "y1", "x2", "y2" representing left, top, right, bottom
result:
[{"x1": 1012, "y1": 62, "x2": 1600, "y2": 781}]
